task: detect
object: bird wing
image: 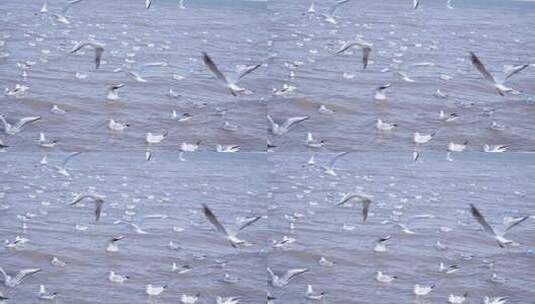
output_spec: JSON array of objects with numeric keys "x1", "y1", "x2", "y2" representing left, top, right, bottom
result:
[
  {"x1": 202, "y1": 204, "x2": 229, "y2": 236},
  {"x1": 504, "y1": 64, "x2": 529, "y2": 80},
  {"x1": 469, "y1": 52, "x2": 496, "y2": 83},
  {"x1": 62, "y1": 151, "x2": 82, "y2": 167},
  {"x1": 70, "y1": 42, "x2": 90, "y2": 54},
  {"x1": 238, "y1": 216, "x2": 262, "y2": 232},
  {"x1": 94, "y1": 47, "x2": 103, "y2": 69},
  {"x1": 0, "y1": 267, "x2": 8, "y2": 283},
  {"x1": 413, "y1": 0, "x2": 420, "y2": 9},
  {"x1": 237, "y1": 64, "x2": 262, "y2": 81},
  {"x1": 283, "y1": 268, "x2": 309, "y2": 282},
  {"x1": 329, "y1": 151, "x2": 349, "y2": 168},
  {"x1": 334, "y1": 42, "x2": 362, "y2": 55},
  {"x1": 145, "y1": 0, "x2": 152, "y2": 9},
  {"x1": 336, "y1": 193, "x2": 357, "y2": 206},
  {"x1": 377, "y1": 83, "x2": 392, "y2": 91},
  {"x1": 69, "y1": 193, "x2": 91, "y2": 206},
  {"x1": 62, "y1": 0, "x2": 84, "y2": 15},
  {"x1": 328, "y1": 0, "x2": 351, "y2": 16},
  {"x1": 469, "y1": 204, "x2": 497, "y2": 236},
  {"x1": 362, "y1": 47, "x2": 371, "y2": 69},
  {"x1": 14, "y1": 116, "x2": 41, "y2": 130},
  {"x1": 504, "y1": 216, "x2": 529, "y2": 233},
  {"x1": 202, "y1": 52, "x2": 229, "y2": 84},
  {"x1": 282, "y1": 116, "x2": 309, "y2": 129},
  {"x1": 13, "y1": 268, "x2": 41, "y2": 284},
  {"x1": 0, "y1": 115, "x2": 9, "y2": 132},
  {"x1": 362, "y1": 198, "x2": 371, "y2": 222},
  {"x1": 94, "y1": 199, "x2": 104, "y2": 221}
]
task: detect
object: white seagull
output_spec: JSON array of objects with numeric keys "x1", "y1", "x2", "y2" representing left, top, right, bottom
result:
[
  {"x1": 69, "y1": 192, "x2": 105, "y2": 222},
  {"x1": 321, "y1": 0, "x2": 352, "y2": 24},
  {"x1": 469, "y1": 51, "x2": 529, "y2": 96},
  {"x1": 38, "y1": 285, "x2": 58, "y2": 300},
  {"x1": 322, "y1": 152, "x2": 349, "y2": 176},
  {"x1": 374, "y1": 83, "x2": 391, "y2": 101},
  {"x1": 0, "y1": 267, "x2": 41, "y2": 288},
  {"x1": 70, "y1": 41, "x2": 104, "y2": 69},
  {"x1": 469, "y1": 204, "x2": 529, "y2": 248},
  {"x1": 334, "y1": 40, "x2": 372, "y2": 69},
  {"x1": 107, "y1": 84, "x2": 124, "y2": 101},
  {"x1": 0, "y1": 115, "x2": 41, "y2": 135},
  {"x1": 267, "y1": 267, "x2": 308, "y2": 288},
  {"x1": 202, "y1": 204, "x2": 261, "y2": 248},
  {"x1": 202, "y1": 52, "x2": 261, "y2": 96},
  {"x1": 336, "y1": 192, "x2": 372, "y2": 222},
  {"x1": 54, "y1": 151, "x2": 82, "y2": 176},
  {"x1": 267, "y1": 115, "x2": 309, "y2": 136}
]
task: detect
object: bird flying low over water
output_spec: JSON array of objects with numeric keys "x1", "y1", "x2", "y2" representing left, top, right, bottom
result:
[
  {"x1": 469, "y1": 204, "x2": 529, "y2": 248},
  {"x1": 334, "y1": 40, "x2": 372, "y2": 69},
  {"x1": 336, "y1": 193, "x2": 372, "y2": 222},
  {"x1": 0, "y1": 115, "x2": 41, "y2": 135},
  {"x1": 70, "y1": 41, "x2": 104, "y2": 69},
  {"x1": 469, "y1": 52, "x2": 529, "y2": 96},
  {"x1": 202, "y1": 52, "x2": 261, "y2": 96},
  {"x1": 0, "y1": 267, "x2": 41, "y2": 288},
  {"x1": 321, "y1": 0, "x2": 352, "y2": 24},
  {"x1": 69, "y1": 193, "x2": 105, "y2": 222},
  {"x1": 202, "y1": 204, "x2": 262, "y2": 248}
]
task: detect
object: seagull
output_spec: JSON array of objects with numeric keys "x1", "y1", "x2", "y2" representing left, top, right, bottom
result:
[
  {"x1": 439, "y1": 111, "x2": 459, "y2": 122},
  {"x1": 469, "y1": 204, "x2": 529, "y2": 247},
  {"x1": 334, "y1": 40, "x2": 372, "y2": 69},
  {"x1": 448, "y1": 292, "x2": 468, "y2": 304},
  {"x1": 483, "y1": 144, "x2": 507, "y2": 153},
  {"x1": 70, "y1": 41, "x2": 104, "y2": 69},
  {"x1": 146, "y1": 284, "x2": 166, "y2": 296},
  {"x1": 38, "y1": 285, "x2": 58, "y2": 300},
  {"x1": 267, "y1": 267, "x2": 308, "y2": 288},
  {"x1": 38, "y1": 132, "x2": 57, "y2": 148},
  {"x1": 305, "y1": 284, "x2": 325, "y2": 301},
  {"x1": 109, "y1": 271, "x2": 129, "y2": 283},
  {"x1": 51, "y1": 0, "x2": 85, "y2": 24},
  {"x1": 305, "y1": 132, "x2": 325, "y2": 148},
  {"x1": 397, "y1": 71, "x2": 415, "y2": 82},
  {"x1": 321, "y1": 0, "x2": 352, "y2": 24},
  {"x1": 0, "y1": 115, "x2": 41, "y2": 135},
  {"x1": 216, "y1": 144, "x2": 240, "y2": 153},
  {"x1": 447, "y1": 0, "x2": 454, "y2": 9},
  {"x1": 448, "y1": 141, "x2": 468, "y2": 152},
  {"x1": 306, "y1": 2, "x2": 316, "y2": 14},
  {"x1": 145, "y1": 0, "x2": 152, "y2": 9},
  {"x1": 106, "y1": 235, "x2": 124, "y2": 252},
  {"x1": 374, "y1": 83, "x2": 391, "y2": 101},
  {"x1": 0, "y1": 267, "x2": 41, "y2": 288},
  {"x1": 376, "y1": 119, "x2": 397, "y2": 131},
  {"x1": 178, "y1": 0, "x2": 186, "y2": 9},
  {"x1": 40, "y1": 1, "x2": 48, "y2": 13},
  {"x1": 484, "y1": 297, "x2": 508, "y2": 304},
  {"x1": 413, "y1": 132, "x2": 435, "y2": 144},
  {"x1": 322, "y1": 152, "x2": 349, "y2": 176},
  {"x1": 146, "y1": 132, "x2": 167, "y2": 144},
  {"x1": 267, "y1": 115, "x2": 309, "y2": 136},
  {"x1": 180, "y1": 141, "x2": 200, "y2": 152},
  {"x1": 374, "y1": 235, "x2": 391, "y2": 252},
  {"x1": 54, "y1": 151, "x2": 82, "y2": 176},
  {"x1": 127, "y1": 71, "x2": 147, "y2": 82},
  {"x1": 336, "y1": 193, "x2": 371, "y2": 222},
  {"x1": 202, "y1": 204, "x2": 261, "y2": 248},
  {"x1": 413, "y1": 0, "x2": 420, "y2": 9},
  {"x1": 376, "y1": 271, "x2": 397, "y2": 283},
  {"x1": 439, "y1": 263, "x2": 459, "y2": 274},
  {"x1": 202, "y1": 52, "x2": 261, "y2": 96},
  {"x1": 114, "y1": 215, "x2": 169, "y2": 234},
  {"x1": 469, "y1": 52, "x2": 529, "y2": 96},
  {"x1": 181, "y1": 292, "x2": 200, "y2": 304},
  {"x1": 108, "y1": 119, "x2": 129, "y2": 132},
  {"x1": 69, "y1": 193, "x2": 105, "y2": 222},
  {"x1": 107, "y1": 84, "x2": 124, "y2": 101},
  {"x1": 216, "y1": 296, "x2": 240, "y2": 304},
  {"x1": 413, "y1": 284, "x2": 434, "y2": 296}
]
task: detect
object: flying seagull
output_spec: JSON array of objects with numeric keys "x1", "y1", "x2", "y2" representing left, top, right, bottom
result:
[
  {"x1": 70, "y1": 41, "x2": 104, "y2": 69},
  {"x1": 0, "y1": 115, "x2": 41, "y2": 135},
  {"x1": 202, "y1": 52, "x2": 261, "y2": 96},
  {"x1": 0, "y1": 267, "x2": 41, "y2": 288},
  {"x1": 413, "y1": 0, "x2": 420, "y2": 9},
  {"x1": 321, "y1": 0, "x2": 352, "y2": 24},
  {"x1": 469, "y1": 52, "x2": 529, "y2": 96},
  {"x1": 267, "y1": 115, "x2": 309, "y2": 136},
  {"x1": 202, "y1": 204, "x2": 261, "y2": 248},
  {"x1": 145, "y1": 0, "x2": 152, "y2": 9},
  {"x1": 469, "y1": 204, "x2": 529, "y2": 247},
  {"x1": 334, "y1": 41, "x2": 372, "y2": 69},
  {"x1": 69, "y1": 193, "x2": 105, "y2": 222},
  {"x1": 54, "y1": 151, "x2": 82, "y2": 176},
  {"x1": 322, "y1": 152, "x2": 349, "y2": 176},
  {"x1": 51, "y1": 0, "x2": 85, "y2": 24},
  {"x1": 267, "y1": 267, "x2": 309, "y2": 288},
  {"x1": 336, "y1": 193, "x2": 372, "y2": 222}
]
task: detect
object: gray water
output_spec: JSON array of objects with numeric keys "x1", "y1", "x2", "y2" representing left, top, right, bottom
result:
[{"x1": 1, "y1": 0, "x2": 535, "y2": 303}]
